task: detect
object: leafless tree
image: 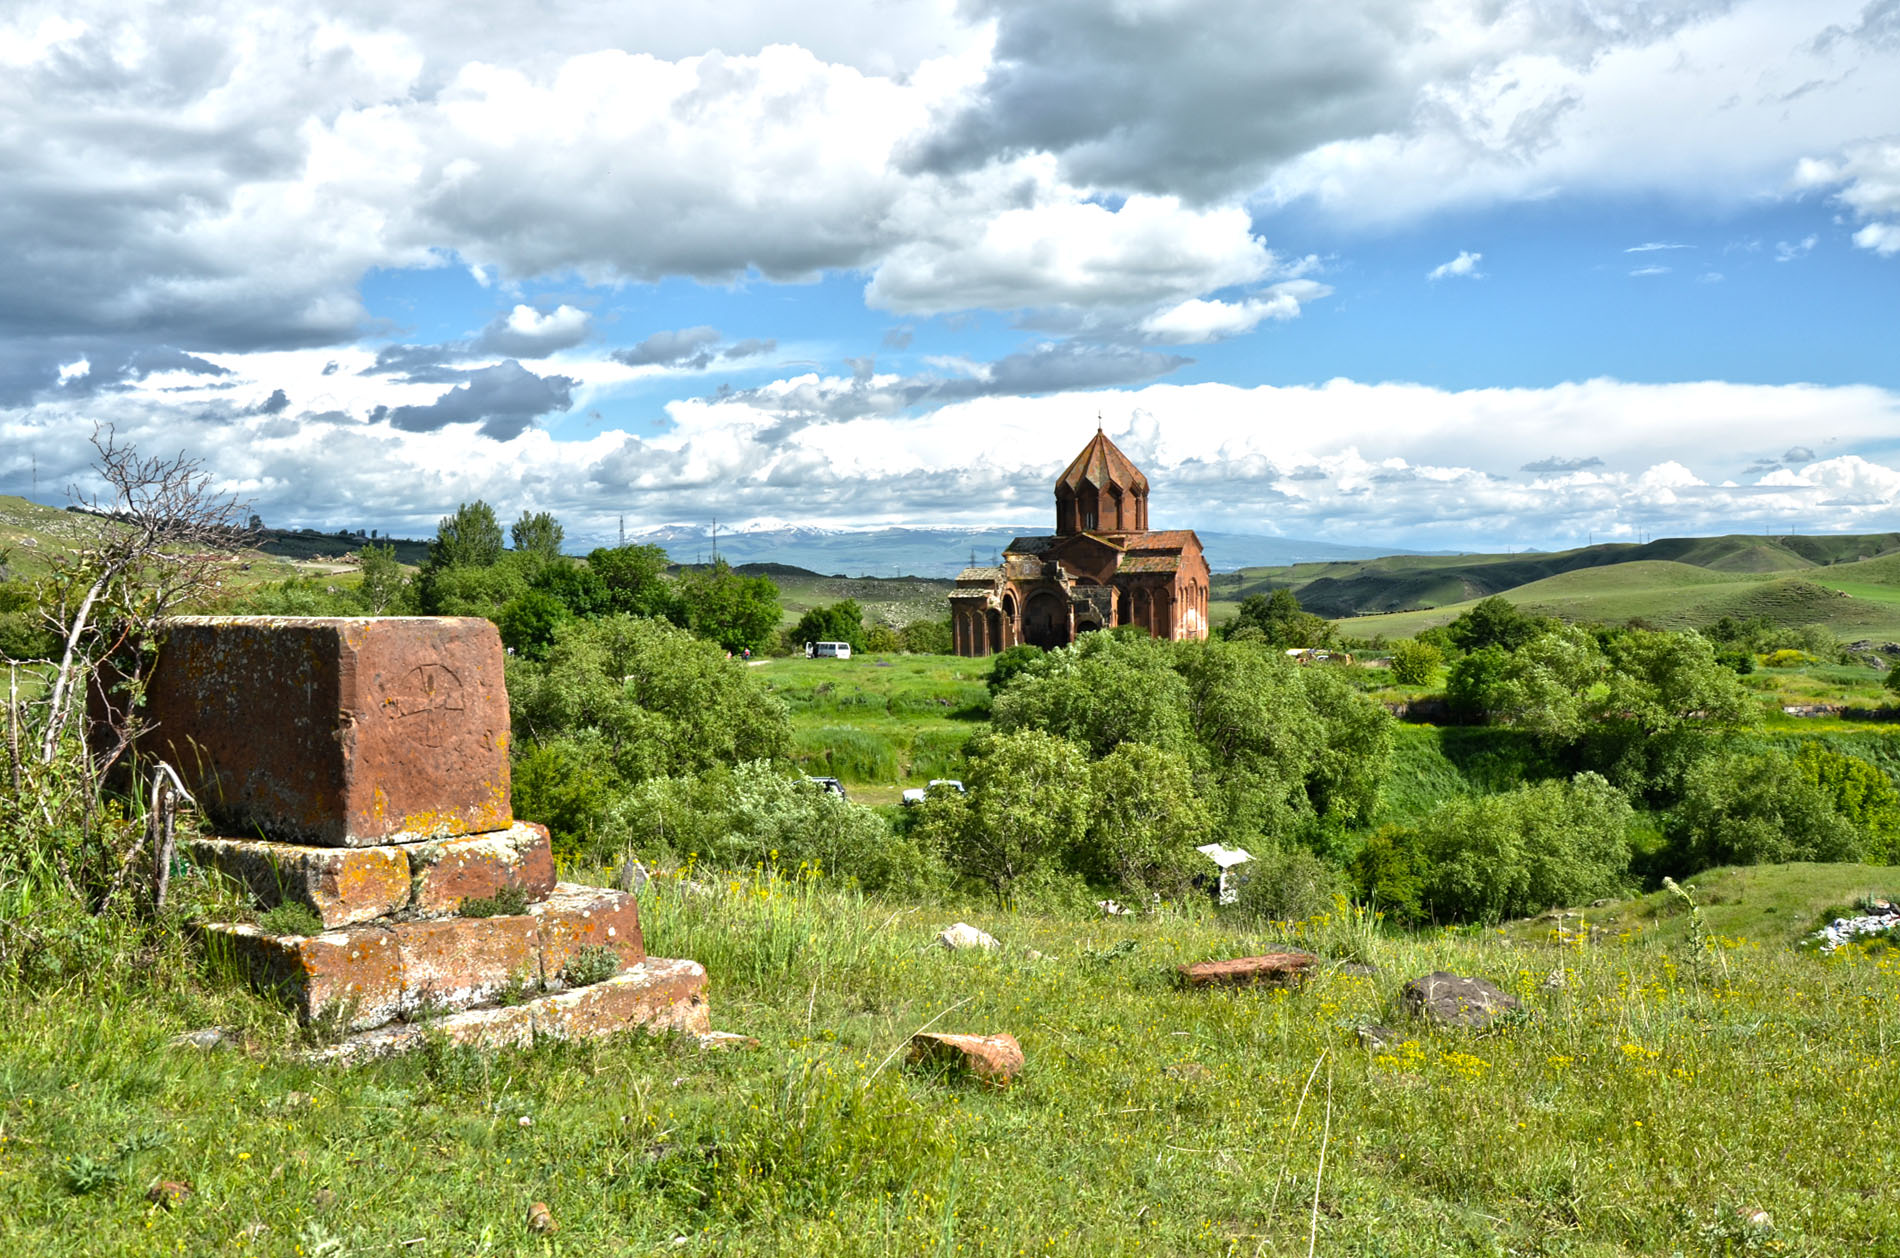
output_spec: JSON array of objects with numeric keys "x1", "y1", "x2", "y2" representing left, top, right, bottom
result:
[{"x1": 31, "y1": 426, "x2": 251, "y2": 771}]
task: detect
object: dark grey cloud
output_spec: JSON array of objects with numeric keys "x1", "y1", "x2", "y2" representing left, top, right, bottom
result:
[
  {"x1": 368, "y1": 343, "x2": 469, "y2": 384},
  {"x1": 1521, "y1": 455, "x2": 1605, "y2": 473},
  {"x1": 373, "y1": 360, "x2": 576, "y2": 439},
  {"x1": 611, "y1": 326, "x2": 723, "y2": 368},
  {"x1": 1814, "y1": 0, "x2": 1900, "y2": 51},
  {"x1": 1784, "y1": 445, "x2": 1816, "y2": 463},
  {"x1": 257, "y1": 388, "x2": 290, "y2": 414},
  {"x1": 721, "y1": 338, "x2": 777, "y2": 360},
  {"x1": 882, "y1": 326, "x2": 914, "y2": 350}
]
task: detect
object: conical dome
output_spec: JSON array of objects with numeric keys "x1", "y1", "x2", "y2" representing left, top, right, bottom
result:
[{"x1": 1055, "y1": 428, "x2": 1148, "y2": 535}]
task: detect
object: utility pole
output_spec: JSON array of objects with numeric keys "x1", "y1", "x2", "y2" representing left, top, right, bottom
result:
[
  {"x1": 618, "y1": 514, "x2": 625, "y2": 547},
  {"x1": 711, "y1": 518, "x2": 719, "y2": 564}
]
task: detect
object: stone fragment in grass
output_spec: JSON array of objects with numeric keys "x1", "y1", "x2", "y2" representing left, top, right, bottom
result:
[
  {"x1": 171, "y1": 1026, "x2": 234, "y2": 1050},
  {"x1": 406, "y1": 823, "x2": 556, "y2": 915},
  {"x1": 937, "y1": 922, "x2": 998, "y2": 951},
  {"x1": 532, "y1": 882, "x2": 645, "y2": 984},
  {"x1": 614, "y1": 858, "x2": 651, "y2": 894},
  {"x1": 1177, "y1": 952, "x2": 1315, "y2": 989},
  {"x1": 1400, "y1": 972, "x2": 1521, "y2": 1029},
  {"x1": 184, "y1": 837, "x2": 410, "y2": 928},
  {"x1": 907, "y1": 1032, "x2": 1023, "y2": 1086},
  {"x1": 698, "y1": 1031, "x2": 762, "y2": 1051},
  {"x1": 146, "y1": 1180, "x2": 192, "y2": 1209},
  {"x1": 1355, "y1": 1024, "x2": 1399, "y2": 1050}
]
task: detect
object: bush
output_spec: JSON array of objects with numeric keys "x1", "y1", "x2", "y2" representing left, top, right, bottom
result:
[
  {"x1": 1669, "y1": 751, "x2": 1865, "y2": 871},
  {"x1": 1233, "y1": 846, "x2": 1344, "y2": 922},
  {"x1": 1388, "y1": 638, "x2": 1442, "y2": 686},
  {"x1": 563, "y1": 944, "x2": 621, "y2": 987},
  {"x1": 900, "y1": 618, "x2": 953, "y2": 655},
  {"x1": 1394, "y1": 774, "x2": 1634, "y2": 923},
  {"x1": 1793, "y1": 743, "x2": 1900, "y2": 864}
]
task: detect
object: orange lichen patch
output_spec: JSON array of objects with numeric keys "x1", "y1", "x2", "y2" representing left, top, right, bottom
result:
[
  {"x1": 532, "y1": 882, "x2": 645, "y2": 984},
  {"x1": 406, "y1": 823, "x2": 556, "y2": 915},
  {"x1": 392, "y1": 916, "x2": 539, "y2": 1014},
  {"x1": 184, "y1": 839, "x2": 410, "y2": 929},
  {"x1": 199, "y1": 922, "x2": 403, "y2": 1031}
]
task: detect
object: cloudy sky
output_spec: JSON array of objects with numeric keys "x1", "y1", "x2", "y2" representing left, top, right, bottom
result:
[{"x1": 3, "y1": 0, "x2": 1899, "y2": 556}]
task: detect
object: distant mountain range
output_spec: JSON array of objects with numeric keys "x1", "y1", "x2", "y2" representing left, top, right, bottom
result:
[{"x1": 628, "y1": 523, "x2": 1422, "y2": 577}]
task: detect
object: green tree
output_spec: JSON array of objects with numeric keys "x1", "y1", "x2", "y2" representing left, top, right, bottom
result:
[
  {"x1": 676, "y1": 560, "x2": 782, "y2": 653},
  {"x1": 1444, "y1": 596, "x2": 1553, "y2": 653},
  {"x1": 1669, "y1": 750, "x2": 1863, "y2": 871},
  {"x1": 1388, "y1": 638, "x2": 1442, "y2": 686},
  {"x1": 496, "y1": 589, "x2": 570, "y2": 658},
  {"x1": 946, "y1": 729, "x2": 1093, "y2": 901},
  {"x1": 789, "y1": 599, "x2": 868, "y2": 652},
  {"x1": 416, "y1": 556, "x2": 529, "y2": 617},
  {"x1": 507, "y1": 614, "x2": 791, "y2": 786},
  {"x1": 986, "y1": 644, "x2": 1044, "y2": 693},
  {"x1": 354, "y1": 542, "x2": 411, "y2": 615},
  {"x1": 1794, "y1": 743, "x2": 1900, "y2": 864},
  {"x1": 1297, "y1": 664, "x2": 1394, "y2": 827},
  {"x1": 991, "y1": 631, "x2": 1193, "y2": 759},
  {"x1": 1586, "y1": 630, "x2": 1754, "y2": 795},
  {"x1": 584, "y1": 544, "x2": 676, "y2": 619},
  {"x1": 864, "y1": 623, "x2": 902, "y2": 653},
  {"x1": 1411, "y1": 773, "x2": 1634, "y2": 923},
  {"x1": 510, "y1": 510, "x2": 565, "y2": 560},
  {"x1": 1225, "y1": 588, "x2": 1335, "y2": 648},
  {"x1": 900, "y1": 618, "x2": 953, "y2": 655},
  {"x1": 428, "y1": 500, "x2": 504, "y2": 569},
  {"x1": 1177, "y1": 640, "x2": 1323, "y2": 837},
  {"x1": 1083, "y1": 743, "x2": 1209, "y2": 898}
]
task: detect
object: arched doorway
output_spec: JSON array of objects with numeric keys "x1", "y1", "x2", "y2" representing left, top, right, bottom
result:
[{"x1": 1023, "y1": 590, "x2": 1071, "y2": 649}]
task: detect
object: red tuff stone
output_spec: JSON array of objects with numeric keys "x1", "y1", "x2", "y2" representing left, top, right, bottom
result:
[
  {"x1": 907, "y1": 1032, "x2": 1024, "y2": 1086},
  {"x1": 200, "y1": 922, "x2": 403, "y2": 1031},
  {"x1": 407, "y1": 823, "x2": 557, "y2": 915},
  {"x1": 185, "y1": 837, "x2": 410, "y2": 928},
  {"x1": 1178, "y1": 952, "x2": 1316, "y2": 989},
  {"x1": 534, "y1": 959, "x2": 709, "y2": 1040},
  {"x1": 532, "y1": 883, "x2": 645, "y2": 984},
  {"x1": 392, "y1": 916, "x2": 539, "y2": 1014},
  {"x1": 137, "y1": 617, "x2": 511, "y2": 846}
]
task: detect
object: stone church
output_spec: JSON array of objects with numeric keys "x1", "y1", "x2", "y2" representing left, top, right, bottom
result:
[{"x1": 950, "y1": 429, "x2": 1211, "y2": 656}]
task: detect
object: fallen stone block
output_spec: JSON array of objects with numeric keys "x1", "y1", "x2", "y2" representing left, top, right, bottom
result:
[
  {"x1": 1400, "y1": 971, "x2": 1522, "y2": 1030},
  {"x1": 136, "y1": 616, "x2": 512, "y2": 846},
  {"x1": 201, "y1": 922, "x2": 404, "y2": 1031},
  {"x1": 1177, "y1": 952, "x2": 1316, "y2": 989},
  {"x1": 393, "y1": 916, "x2": 539, "y2": 1014},
  {"x1": 698, "y1": 1030, "x2": 762, "y2": 1051},
  {"x1": 907, "y1": 1032, "x2": 1023, "y2": 1087},
  {"x1": 532, "y1": 882, "x2": 645, "y2": 984},
  {"x1": 406, "y1": 822, "x2": 556, "y2": 915},
  {"x1": 185, "y1": 837, "x2": 410, "y2": 928}
]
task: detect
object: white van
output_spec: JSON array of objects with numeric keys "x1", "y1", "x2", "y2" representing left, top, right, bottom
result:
[{"x1": 807, "y1": 640, "x2": 852, "y2": 659}]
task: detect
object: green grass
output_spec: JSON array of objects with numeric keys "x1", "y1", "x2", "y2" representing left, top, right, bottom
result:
[
  {"x1": 5, "y1": 866, "x2": 1899, "y2": 1254},
  {"x1": 757, "y1": 654, "x2": 988, "y2": 786}
]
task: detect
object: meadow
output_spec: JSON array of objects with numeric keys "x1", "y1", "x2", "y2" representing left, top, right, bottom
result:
[{"x1": 3, "y1": 860, "x2": 1896, "y2": 1256}]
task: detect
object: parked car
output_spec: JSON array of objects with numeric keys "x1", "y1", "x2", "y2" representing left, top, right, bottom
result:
[
  {"x1": 901, "y1": 778, "x2": 966, "y2": 806},
  {"x1": 806, "y1": 640, "x2": 852, "y2": 659},
  {"x1": 803, "y1": 776, "x2": 847, "y2": 800}
]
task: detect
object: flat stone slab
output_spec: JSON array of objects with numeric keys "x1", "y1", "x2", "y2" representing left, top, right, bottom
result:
[
  {"x1": 406, "y1": 823, "x2": 556, "y2": 915},
  {"x1": 1178, "y1": 952, "x2": 1316, "y2": 989},
  {"x1": 907, "y1": 1032, "x2": 1024, "y2": 1086},
  {"x1": 532, "y1": 883, "x2": 646, "y2": 984},
  {"x1": 139, "y1": 617, "x2": 511, "y2": 846},
  {"x1": 184, "y1": 837, "x2": 411, "y2": 929},
  {"x1": 395, "y1": 916, "x2": 540, "y2": 1014},
  {"x1": 308, "y1": 959, "x2": 710, "y2": 1064},
  {"x1": 203, "y1": 922, "x2": 405, "y2": 1031}
]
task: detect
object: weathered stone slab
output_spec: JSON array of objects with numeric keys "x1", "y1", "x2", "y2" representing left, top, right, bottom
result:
[
  {"x1": 185, "y1": 837, "x2": 410, "y2": 928},
  {"x1": 907, "y1": 1032, "x2": 1024, "y2": 1086},
  {"x1": 406, "y1": 823, "x2": 556, "y2": 915},
  {"x1": 533, "y1": 958, "x2": 709, "y2": 1040},
  {"x1": 307, "y1": 958, "x2": 710, "y2": 1063},
  {"x1": 393, "y1": 916, "x2": 539, "y2": 1014},
  {"x1": 200, "y1": 922, "x2": 403, "y2": 1031},
  {"x1": 532, "y1": 882, "x2": 645, "y2": 984},
  {"x1": 1178, "y1": 952, "x2": 1316, "y2": 989},
  {"x1": 140, "y1": 617, "x2": 511, "y2": 846}
]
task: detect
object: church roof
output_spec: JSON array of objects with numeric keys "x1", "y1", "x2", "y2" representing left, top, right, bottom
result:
[
  {"x1": 1056, "y1": 429, "x2": 1149, "y2": 495},
  {"x1": 1123, "y1": 529, "x2": 1200, "y2": 553}
]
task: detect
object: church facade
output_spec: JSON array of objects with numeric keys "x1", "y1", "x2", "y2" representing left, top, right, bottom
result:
[{"x1": 949, "y1": 430, "x2": 1211, "y2": 656}]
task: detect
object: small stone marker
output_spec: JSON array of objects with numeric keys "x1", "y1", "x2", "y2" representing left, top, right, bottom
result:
[
  {"x1": 1400, "y1": 972, "x2": 1521, "y2": 1029},
  {"x1": 907, "y1": 1032, "x2": 1023, "y2": 1086},
  {"x1": 140, "y1": 617, "x2": 511, "y2": 846},
  {"x1": 936, "y1": 922, "x2": 999, "y2": 951},
  {"x1": 1177, "y1": 951, "x2": 1315, "y2": 989}
]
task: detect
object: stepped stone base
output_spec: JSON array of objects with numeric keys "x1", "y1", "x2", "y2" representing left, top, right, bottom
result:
[
  {"x1": 309, "y1": 958, "x2": 709, "y2": 1064},
  {"x1": 201, "y1": 882, "x2": 646, "y2": 1030},
  {"x1": 186, "y1": 822, "x2": 554, "y2": 929}
]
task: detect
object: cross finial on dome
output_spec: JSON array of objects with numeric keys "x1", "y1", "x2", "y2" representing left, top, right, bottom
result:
[{"x1": 1096, "y1": 409, "x2": 1102, "y2": 433}]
